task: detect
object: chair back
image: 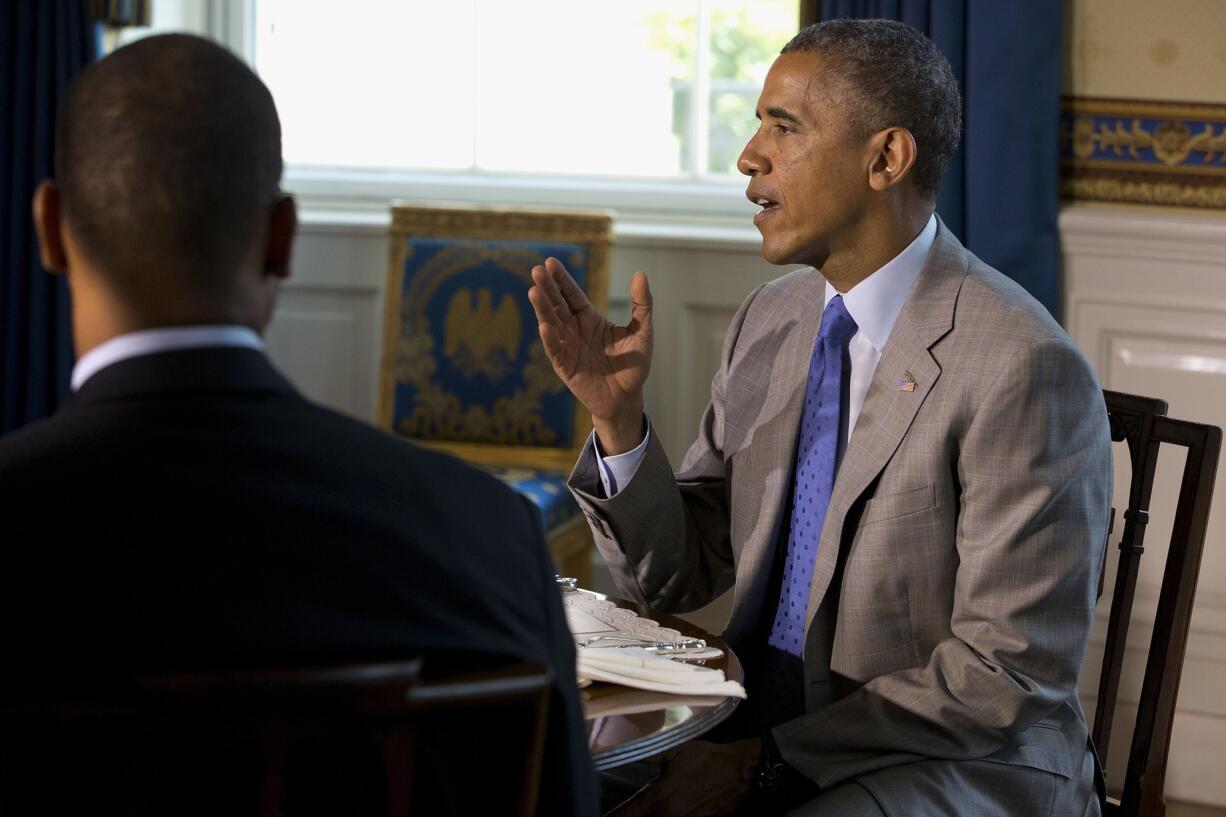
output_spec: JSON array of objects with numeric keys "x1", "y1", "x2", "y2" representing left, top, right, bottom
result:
[
  {"x1": 380, "y1": 204, "x2": 612, "y2": 471},
  {"x1": 1096, "y1": 391, "x2": 1221, "y2": 816},
  {"x1": 0, "y1": 658, "x2": 552, "y2": 817}
]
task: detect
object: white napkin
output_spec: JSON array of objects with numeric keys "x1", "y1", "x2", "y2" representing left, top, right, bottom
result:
[
  {"x1": 584, "y1": 689, "x2": 738, "y2": 720},
  {"x1": 577, "y1": 647, "x2": 747, "y2": 698}
]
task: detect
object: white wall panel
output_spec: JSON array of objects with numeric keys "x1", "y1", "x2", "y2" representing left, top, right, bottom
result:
[
  {"x1": 264, "y1": 219, "x2": 384, "y2": 421},
  {"x1": 266, "y1": 294, "x2": 373, "y2": 419},
  {"x1": 1064, "y1": 203, "x2": 1226, "y2": 807}
]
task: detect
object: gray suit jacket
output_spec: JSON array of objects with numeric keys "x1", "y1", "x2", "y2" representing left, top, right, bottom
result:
[{"x1": 570, "y1": 223, "x2": 1111, "y2": 804}]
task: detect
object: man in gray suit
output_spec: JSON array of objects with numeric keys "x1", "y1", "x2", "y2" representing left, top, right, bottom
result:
[{"x1": 530, "y1": 19, "x2": 1110, "y2": 817}]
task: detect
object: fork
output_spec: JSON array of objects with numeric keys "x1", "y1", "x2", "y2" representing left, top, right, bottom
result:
[{"x1": 577, "y1": 635, "x2": 708, "y2": 653}]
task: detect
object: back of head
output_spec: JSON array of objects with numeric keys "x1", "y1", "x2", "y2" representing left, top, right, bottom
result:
[
  {"x1": 783, "y1": 19, "x2": 962, "y2": 199},
  {"x1": 55, "y1": 34, "x2": 282, "y2": 310}
]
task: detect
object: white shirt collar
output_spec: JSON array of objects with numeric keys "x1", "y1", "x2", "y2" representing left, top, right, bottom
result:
[
  {"x1": 825, "y1": 213, "x2": 938, "y2": 351},
  {"x1": 71, "y1": 325, "x2": 264, "y2": 391}
]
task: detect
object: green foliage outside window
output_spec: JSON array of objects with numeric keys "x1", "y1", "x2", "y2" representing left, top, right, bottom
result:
[{"x1": 641, "y1": 2, "x2": 796, "y2": 175}]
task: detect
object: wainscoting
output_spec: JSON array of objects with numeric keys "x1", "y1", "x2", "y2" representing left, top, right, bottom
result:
[
  {"x1": 1063, "y1": 204, "x2": 1226, "y2": 808},
  {"x1": 264, "y1": 217, "x2": 387, "y2": 422}
]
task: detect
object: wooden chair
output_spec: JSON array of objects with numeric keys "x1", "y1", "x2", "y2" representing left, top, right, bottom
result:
[
  {"x1": 379, "y1": 204, "x2": 614, "y2": 586},
  {"x1": 0, "y1": 658, "x2": 552, "y2": 817},
  {"x1": 1093, "y1": 391, "x2": 1221, "y2": 816}
]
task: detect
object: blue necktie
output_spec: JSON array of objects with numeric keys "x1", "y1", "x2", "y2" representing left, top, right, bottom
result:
[{"x1": 767, "y1": 295, "x2": 857, "y2": 657}]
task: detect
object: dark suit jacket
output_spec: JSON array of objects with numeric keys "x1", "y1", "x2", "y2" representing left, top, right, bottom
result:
[{"x1": 0, "y1": 346, "x2": 595, "y2": 816}]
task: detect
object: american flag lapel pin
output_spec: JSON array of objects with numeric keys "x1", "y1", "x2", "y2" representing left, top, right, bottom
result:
[{"x1": 897, "y1": 370, "x2": 916, "y2": 392}]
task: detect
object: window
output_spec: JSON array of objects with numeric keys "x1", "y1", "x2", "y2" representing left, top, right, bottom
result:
[
  {"x1": 103, "y1": 1, "x2": 800, "y2": 227},
  {"x1": 253, "y1": 0, "x2": 798, "y2": 182}
]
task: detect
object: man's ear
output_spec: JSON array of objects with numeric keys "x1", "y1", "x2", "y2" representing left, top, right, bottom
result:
[
  {"x1": 31, "y1": 180, "x2": 69, "y2": 273},
  {"x1": 263, "y1": 194, "x2": 297, "y2": 281},
  {"x1": 867, "y1": 127, "x2": 918, "y2": 192}
]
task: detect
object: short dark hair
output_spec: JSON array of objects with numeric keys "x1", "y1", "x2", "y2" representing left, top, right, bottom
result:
[
  {"x1": 783, "y1": 19, "x2": 961, "y2": 198},
  {"x1": 54, "y1": 34, "x2": 282, "y2": 298}
]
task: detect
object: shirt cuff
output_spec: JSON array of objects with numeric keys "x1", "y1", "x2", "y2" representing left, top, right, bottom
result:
[{"x1": 594, "y1": 419, "x2": 651, "y2": 497}]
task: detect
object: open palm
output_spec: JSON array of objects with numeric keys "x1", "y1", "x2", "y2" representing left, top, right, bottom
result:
[{"x1": 528, "y1": 257, "x2": 653, "y2": 429}]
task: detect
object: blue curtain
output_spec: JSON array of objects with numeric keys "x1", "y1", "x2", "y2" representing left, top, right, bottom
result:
[
  {"x1": 1, "y1": 2, "x2": 99, "y2": 435},
  {"x1": 817, "y1": 0, "x2": 1064, "y2": 320}
]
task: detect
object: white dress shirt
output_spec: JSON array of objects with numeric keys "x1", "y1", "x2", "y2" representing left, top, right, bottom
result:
[
  {"x1": 595, "y1": 213, "x2": 938, "y2": 497},
  {"x1": 71, "y1": 325, "x2": 265, "y2": 391}
]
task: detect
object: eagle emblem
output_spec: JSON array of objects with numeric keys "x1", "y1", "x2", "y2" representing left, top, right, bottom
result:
[{"x1": 443, "y1": 287, "x2": 521, "y2": 380}]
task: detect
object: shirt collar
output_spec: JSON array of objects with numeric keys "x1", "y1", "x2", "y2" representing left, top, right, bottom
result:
[
  {"x1": 825, "y1": 213, "x2": 938, "y2": 352},
  {"x1": 71, "y1": 325, "x2": 265, "y2": 391}
]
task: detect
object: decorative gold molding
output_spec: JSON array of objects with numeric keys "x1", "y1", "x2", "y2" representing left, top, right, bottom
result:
[
  {"x1": 1062, "y1": 169, "x2": 1226, "y2": 209},
  {"x1": 389, "y1": 203, "x2": 615, "y2": 244},
  {"x1": 1061, "y1": 97, "x2": 1226, "y2": 211}
]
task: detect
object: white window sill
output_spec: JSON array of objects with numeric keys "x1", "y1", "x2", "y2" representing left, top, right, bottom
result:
[{"x1": 286, "y1": 166, "x2": 766, "y2": 249}]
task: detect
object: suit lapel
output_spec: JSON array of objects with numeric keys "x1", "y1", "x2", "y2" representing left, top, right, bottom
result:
[{"x1": 803, "y1": 223, "x2": 971, "y2": 633}]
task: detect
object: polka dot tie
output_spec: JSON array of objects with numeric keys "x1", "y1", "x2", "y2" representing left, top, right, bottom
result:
[{"x1": 767, "y1": 295, "x2": 857, "y2": 658}]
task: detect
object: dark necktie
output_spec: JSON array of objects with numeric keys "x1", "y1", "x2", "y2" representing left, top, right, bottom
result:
[{"x1": 768, "y1": 294, "x2": 857, "y2": 656}]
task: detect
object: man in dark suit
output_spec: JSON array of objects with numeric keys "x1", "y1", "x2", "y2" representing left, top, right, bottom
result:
[{"x1": 0, "y1": 33, "x2": 595, "y2": 816}]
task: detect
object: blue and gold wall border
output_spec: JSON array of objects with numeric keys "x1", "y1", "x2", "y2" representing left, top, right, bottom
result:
[
  {"x1": 379, "y1": 204, "x2": 613, "y2": 472},
  {"x1": 1061, "y1": 97, "x2": 1226, "y2": 210}
]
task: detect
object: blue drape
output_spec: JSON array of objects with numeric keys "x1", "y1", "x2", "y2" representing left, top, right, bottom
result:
[
  {"x1": 1, "y1": 2, "x2": 98, "y2": 435},
  {"x1": 817, "y1": 0, "x2": 1064, "y2": 319}
]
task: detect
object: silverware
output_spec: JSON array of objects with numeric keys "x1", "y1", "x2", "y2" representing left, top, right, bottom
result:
[{"x1": 577, "y1": 635, "x2": 708, "y2": 653}]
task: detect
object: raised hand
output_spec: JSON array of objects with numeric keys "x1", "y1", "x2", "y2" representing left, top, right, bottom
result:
[{"x1": 528, "y1": 256, "x2": 653, "y2": 455}]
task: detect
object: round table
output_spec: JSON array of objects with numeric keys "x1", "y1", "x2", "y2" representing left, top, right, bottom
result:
[{"x1": 577, "y1": 594, "x2": 744, "y2": 770}]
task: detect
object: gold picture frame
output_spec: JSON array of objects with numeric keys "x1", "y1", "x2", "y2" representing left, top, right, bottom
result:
[{"x1": 379, "y1": 203, "x2": 613, "y2": 472}]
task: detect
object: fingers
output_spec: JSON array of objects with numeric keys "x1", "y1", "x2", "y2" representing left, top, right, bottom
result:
[
  {"x1": 529, "y1": 284, "x2": 570, "y2": 369},
  {"x1": 528, "y1": 274, "x2": 564, "y2": 328},
  {"x1": 536, "y1": 320, "x2": 566, "y2": 363},
  {"x1": 545, "y1": 256, "x2": 593, "y2": 314},
  {"x1": 629, "y1": 270, "x2": 652, "y2": 311},
  {"x1": 626, "y1": 270, "x2": 653, "y2": 334}
]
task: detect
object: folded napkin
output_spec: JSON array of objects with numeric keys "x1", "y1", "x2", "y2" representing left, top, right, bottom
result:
[
  {"x1": 584, "y1": 688, "x2": 738, "y2": 720},
  {"x1": 577, "y1": 647, "x2": 746, "y2": 698}
]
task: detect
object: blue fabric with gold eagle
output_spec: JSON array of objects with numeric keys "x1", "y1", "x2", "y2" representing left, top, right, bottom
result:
[{"x1": 390, "y1": 237, "x2": 586, "y2": 449}]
